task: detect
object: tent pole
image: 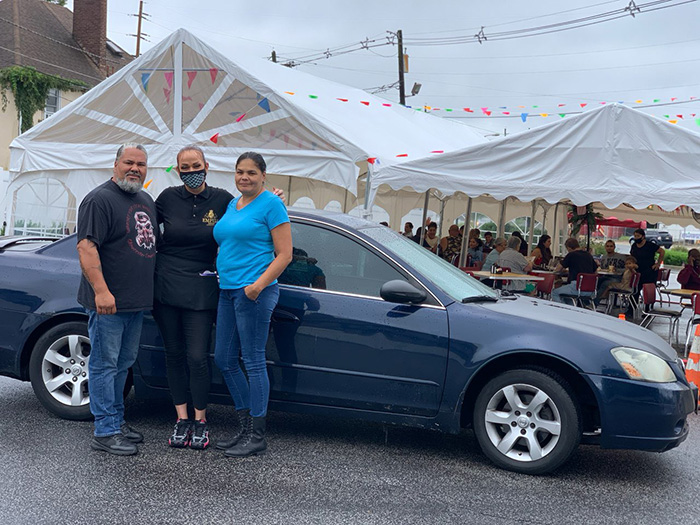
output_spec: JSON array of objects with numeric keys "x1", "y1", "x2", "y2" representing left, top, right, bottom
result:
[
  {"x1": 438, "y1": 196, "x2": 446, "y2": 239},
  {"x1": 363, "y1": 164, "x2": 373, "y2": 219},
  {"x1": 419, "y1": 190, "x2": 429, "y2": 247},
  {"x1": 458, "y1": 197, "x2": 473, "y2": 267},
  {"x1": 497, "y1": 199, "x2": 507, "y2": 238},
  {"x1": 552, "y1": 203, "x2": 560, "y2": 255},
  {"x1": 343, "y1": 189, "x2": 349, "y2": 213},
  {"x1": 527, "y1": 200, "x2": 537, "y2": 256},
  {"x1": 173, "y1": 40, "x2": 183, "y2": 140},
  {"x1": 287, "y1": 176, "x2": 293, "y2": 207}
]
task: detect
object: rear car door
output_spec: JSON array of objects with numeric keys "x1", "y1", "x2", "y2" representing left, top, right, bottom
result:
[{"x1": 267, "y1": 220, "x2": 449, "y2": 417}]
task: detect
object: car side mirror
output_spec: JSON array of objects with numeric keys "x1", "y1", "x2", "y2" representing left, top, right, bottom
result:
[{"x1": 380, "y1": 280, "x2": 427, "y2": 304}]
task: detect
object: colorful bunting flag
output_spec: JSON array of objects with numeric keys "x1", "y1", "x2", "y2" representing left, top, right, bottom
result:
[
  {"x1": 653, "y1": 99, "x2": 660, "y2": 103},
  {"x1": 559, "y1": 114, "x2": 566, "y2": 118},
  {"x1": 463, "y1": 108, "x2": 473, "y2": 112},
  {"x1": 635, "y1": 100, "x2": 642, "y2": 103},
  {"x1": 669, "y1": 120, "x2": 678, "y2": 124},
  {"x1": 540, "y1": 113, "x2": 548, "y2": 117},
  {"x1": 209, "y1": 68, "x2": 218, "y2": 84},
  {"x1": 143, "y1": 179, "x2": 153, "y2": 189},
  {"x1": 163, "y1": 87, "x2": 171, "y2": 104},
  {"x1": 360, "y1": 101, "x2": 370, "y2": 106},
  {"x1": 187, "y1": 71, "x2": 197, "y2": 89},
  {"x1": 164, "y1": 71, "x2": 174, "y2": 89},
  {"x1": 210, "y1": 133, "x2": 219, "y2": 144},
  {"x1": 521, "y1": 113, "x2": 528, "y2": 122},
  {"x1": 257, "y1": 98, "x2": 271, "y2": 112},
  {"x1": 367, "y1": 157, "x2": 377, "y2": 164},
  {"x1": 382, "y1": 103, "x2": 392, "y2": 107},
  {"x1": 309, "y1": 95, "x2": 318, "y2": 99},
  {"x1": 396, "y1": 154, "x2": 408, "y2": 157},
  {"x1": 580, "y1": 103, "x2": 587, "y2": 108},
  {"x1": 141, "y1": 73, "x2": 151, "y2": 92},
  {"x1": 236, "y1": 113, "x2": 246, "y2": 123},
  {"x1": 165, "y1": 165, "x2": 174, "y2": 172},
  {"x1": 671, "y1": 97, "x2": 677, "y2": 101},
  {"x1": 284, "y1": 91, "x2": 295, "y2": 95},
  {"x1": 480, "y1": 107, "x2": 489, "y2": 115},
  {"x1": 431, "y1": 150, "x2": 444, "y2": 153},
  {"x1": 337, "y1": 98, "x2": 348, "y2": 102}
]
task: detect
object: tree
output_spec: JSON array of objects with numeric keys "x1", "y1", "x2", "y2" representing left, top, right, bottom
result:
[{"x1": 44, "y1": 0, "x2": 68, "y2": 6}]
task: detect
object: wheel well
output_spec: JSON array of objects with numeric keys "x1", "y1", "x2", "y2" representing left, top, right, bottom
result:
[
  {"x1": 459, "y1": 352, "x2": 601, "y2": 433},
  {"x1": 20, "y1": 313, "x2": 88, "y2": 380}
]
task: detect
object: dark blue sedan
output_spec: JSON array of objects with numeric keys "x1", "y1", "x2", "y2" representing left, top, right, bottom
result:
[{"x1": 0, "y1": 210, "x2": 696, "y2": 474}]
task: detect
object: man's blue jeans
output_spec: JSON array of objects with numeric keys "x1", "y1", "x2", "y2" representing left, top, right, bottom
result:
[
  {"x1": 87, "y1": 310, "x2": 144, "y2": 437},
  {"x1": 552, "y1": 282, "x2": 593, "y2": 304},
  {"x1": 214, "y1": 285, "x2": 279, "y2": 418}
]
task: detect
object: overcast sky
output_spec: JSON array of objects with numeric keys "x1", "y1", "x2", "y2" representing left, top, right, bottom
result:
[{"x1": 65, "y1": 0, "x2": 700, "y2": 137}]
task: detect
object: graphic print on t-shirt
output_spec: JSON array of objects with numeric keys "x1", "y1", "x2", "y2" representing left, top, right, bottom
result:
[{"x1": 126, "y1": 203, "x2": 156, "y2": 257}]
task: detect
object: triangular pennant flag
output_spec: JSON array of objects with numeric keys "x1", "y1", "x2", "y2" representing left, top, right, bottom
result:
[
  {"x1": 463, "y1": 108, "x2": 473, "y2": 112},
  {"x1": 663, "y1": 114, "x2": 670, "y2": 118},
  {"x1": 209, "y1": 68, "x2": 218, "y2": 84},
  {"x1": 164, "y1": 71, "x2": 174, "y2": 89},
  {"x1": 521, "y1": 113, "x2": 528, "y2": 122},
  {"x1": 367, "y1": 157, "x2": 376, "y2": 164},
  {"x1": 141, "y1": 72, "x2": 151, "y2": 92},
  {"x1": 502, "y1": 111, "x2": 510, "y2": 115},
  {"x1": 445, "y1": 108, "x2": 453, "y2": 112},
  {"x1": 198, "y1": 103, "x2": 204, "y2": 110},
  {"x1": 396, "y1": 154, "x2": 408, "y2": 157},
  {"x1": 337, "y1": 98, "x2": 348, "y2": 102},
  {"x1": 558, "y1": 104, "x2": 566, "y2": 107},
  {"x1": 669, "y1": 120, "x2": 678, "y2": 124},
  {"x1": 600, "y1": 101, "x2": 606, "y2": 104},
  {"x1": 143, "y1": 179, "x2": 153, "y2": 189},
  {"x1": 635, "y1": 100, "x2": 642, "y2": 103},
  {"x1": 540, "y1": 113, "x2": 548, "y2": 117},
  {"x1": 676, "y1": 114, "x2": 684, "y2": 119},
  {"x1": 163, "y1": 87, "x2": 171, "y2": 104},
  {"x1": 236, "y1": 113, "x2": 246, "y2": 123},
  {"x1": 430, "y1": 150, "x2": 444, "y2": 153},
  {"x1": 309, "y1": 95, "x2": 318, "y2": 99},
  {"x1": 480, "y1": 107, "x2": 489, "y2": 114},
  {"x1": 165, "y1": 165, "x2": 174, "y2": 172},
  {"x1": 559, "y1": 113, "x2": 566, "y2": 118},
  {"x1": 424, "y1": 106, "x2": 432, "y2": 111},
  {"x1": 382, "y1": 103, "x2": 392, "y2": 107},
  {"x1": 187, "y1": 71, "x2": 197, "y2": 89},
  {"x1": 653, "y1": 98, "x2": 660, "y2": 103},
  {"x1": 484, "y1": 110, "x2": 492, "y2": 116},
  {"x1": 580, "y1": 103, "x2": 587, "y2": 108},
  {"x1": 284, "y1": 91, "x2": 295, "y2": 95},
  {"x1": 671, "y1": 97, "x2": 677, "y2": 101},
  {"x1": 692, "y1": 113, "x2": 696, "y2": 117},
  {"x1": 210, "y1": 133, "x2": 219, "y2": 144},
  {"x1": 532, "y1": 105, "x2": 539, "y2": 108},
  {"x1": 182, "y1": 96, "x2": 192, "y2": 102},
  {"x1": 257, "y1": 98, "x2": 271, "y2": 112},
  {"x1": 360, "y1": 101, "x2": 370, "y2": 106}
]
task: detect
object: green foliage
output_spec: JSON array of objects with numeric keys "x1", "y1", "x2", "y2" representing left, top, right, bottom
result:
[
  {"x1": 590, "y1": 241, "x2": 606, "y2": 256},
  {"x1": 0, "y1": 66, "x2": 86, "y2": 133},
  {"x1": 568, "y1": 204, "x2": 604, "y2": 237},
  {"x1": 44, "y1": 0, "x2": 67, "y2": 6},
  {"x1": 664, "y1": 249, "x2": 689, "y2": 267}
]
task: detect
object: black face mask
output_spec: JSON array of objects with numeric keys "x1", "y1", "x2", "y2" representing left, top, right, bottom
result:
[
  {"x1": 180, "y1": 168, "x2": 206, "y2": 189},
  {"x1": 634, "y1": 237, "x2": 643, "y2": 244}
]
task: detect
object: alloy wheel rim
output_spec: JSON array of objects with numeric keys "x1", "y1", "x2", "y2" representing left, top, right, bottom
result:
[{"x1": 40, "y1": 334, "x2": 91, "y2": 407}]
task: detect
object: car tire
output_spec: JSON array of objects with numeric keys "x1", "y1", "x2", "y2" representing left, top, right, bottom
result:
[
  {"x1": 473, "y1": 368, "x2": 581, "y2": 475},
  {"x1": 28, "y1": 321, "x2": 134, "y2": 421}
]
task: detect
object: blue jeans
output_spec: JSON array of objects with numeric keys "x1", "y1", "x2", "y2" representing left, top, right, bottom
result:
[
  {"x1": 214, "y1": 285, "x2": 279, "y2": 418},
  {"x1": 87, "y1": 310, "x2": 144, "y2": 437},
  {"x1": 552, "y1": 282, "x2": 592, "y2": 304}
]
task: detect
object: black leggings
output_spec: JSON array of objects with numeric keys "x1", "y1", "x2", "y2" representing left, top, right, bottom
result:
[{"x1": 152, "y1": 303, "x2": 216, "y2": 410}]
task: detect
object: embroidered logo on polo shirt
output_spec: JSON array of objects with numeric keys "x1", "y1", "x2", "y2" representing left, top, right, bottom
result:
[{"x1": 202, "y1": 210, "x2": 218, "y2": 226}]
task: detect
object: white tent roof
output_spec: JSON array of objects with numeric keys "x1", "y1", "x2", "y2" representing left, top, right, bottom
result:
[
  {"x1": 9, "y1": 28, "x2": 486, "y2": 204},
  {"x1": 371, "y1": 104, "x2": 700, "y2": 211}
]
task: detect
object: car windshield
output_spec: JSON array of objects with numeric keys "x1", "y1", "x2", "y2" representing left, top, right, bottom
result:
[{"x1": 360, "y1": 226, "x2": 499, "y2": 302}]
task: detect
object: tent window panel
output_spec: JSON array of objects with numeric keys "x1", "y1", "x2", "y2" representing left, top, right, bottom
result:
[
  {"x1": 84, "y1": 80, "x2": 161, "y2": 132},
  {"x1": 132, "y1": 51, "x2": 175, "y2": 131},
  {"x1": 33, "y1": 114, "x2": 157, "y2": 144},
  {"x1": 44, "y1": 88, "x2": 60, "y2": 118},
  {"x1": 213, "y1": 116, "x2": 337, "y2": 151},
  {"x1": 193, "y1": 79, "x2": 279, "y2": 134}
]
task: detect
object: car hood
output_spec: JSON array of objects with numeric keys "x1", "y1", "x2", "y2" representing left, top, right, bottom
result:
[{"x1": 479, "y1": 296, "x2": 676, "y2": 361}]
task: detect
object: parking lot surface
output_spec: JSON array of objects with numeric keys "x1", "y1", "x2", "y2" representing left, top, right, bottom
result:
[{"x1": 1, "y1": 375, "x2": 699, "y2": 525}]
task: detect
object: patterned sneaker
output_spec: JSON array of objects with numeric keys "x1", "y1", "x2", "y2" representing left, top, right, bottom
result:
[
  {"x1": 169, "y1": 418, "x2": 193, "y2": 448},
  {"x1": 190, "y1": 419, "x2": 210, "y2": 450}
]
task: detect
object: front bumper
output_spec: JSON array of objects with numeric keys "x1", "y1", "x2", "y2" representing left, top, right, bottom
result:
[{"x1": 583, "y1": 373, "x2": 695, "y2": 452}]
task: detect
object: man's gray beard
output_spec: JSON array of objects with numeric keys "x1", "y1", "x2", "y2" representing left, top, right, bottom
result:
[{"x1": 115, "y1": 177, "x2": 143, "y2": 194}]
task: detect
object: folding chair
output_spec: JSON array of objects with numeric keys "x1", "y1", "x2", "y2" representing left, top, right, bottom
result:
[
  {"x1": 558, "y1": 273, "x2": 598, "y2": 310},
  {"x1": 657, "y1": 267, "x2": 671, "y2": 289},
  {"x1": 535, "y1": 273, "x2": 555, "y2": 300},
  {"x1": 605, "y1": 271, "x2": 641, "y2": 316},
  {"x1": 640, "y1": 283, "x2": 682, "y2": 343}
]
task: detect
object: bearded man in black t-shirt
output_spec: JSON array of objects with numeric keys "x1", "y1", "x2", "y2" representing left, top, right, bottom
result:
[{"x1": 77, "y1": 143, "x2": 156, "y2": 456}]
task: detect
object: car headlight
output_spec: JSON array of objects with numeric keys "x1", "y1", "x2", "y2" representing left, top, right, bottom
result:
[{"x1": 611, "y1": 347, "x2": 676, "y2": 383}]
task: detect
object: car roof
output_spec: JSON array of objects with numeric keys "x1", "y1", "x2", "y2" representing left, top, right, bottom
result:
[{"x1": 286, "y1": 207, "x2": 383, "y2": 232}]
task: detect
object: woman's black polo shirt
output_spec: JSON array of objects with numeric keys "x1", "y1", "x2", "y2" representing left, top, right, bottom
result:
[{"x1": 154, "y1": 184, "x2": 234, "y2": 310}]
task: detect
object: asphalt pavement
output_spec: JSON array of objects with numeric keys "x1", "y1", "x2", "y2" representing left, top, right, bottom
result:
[{"x1": 1, "y1": 375, "x2": 700, "y2": 525}]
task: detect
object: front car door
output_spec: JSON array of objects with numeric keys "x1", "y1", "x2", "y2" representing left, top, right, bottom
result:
[{"x1": 267, "y1": 219, "x2": 449, "y2": 417}]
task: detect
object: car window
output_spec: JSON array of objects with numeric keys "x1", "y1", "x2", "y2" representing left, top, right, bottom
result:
[
  {"x1": 39, "y1": 236, "x2": 78, "y2": 259},
  {"x1": 279, "y1": 222, "x2": 409, "y2": 298}
]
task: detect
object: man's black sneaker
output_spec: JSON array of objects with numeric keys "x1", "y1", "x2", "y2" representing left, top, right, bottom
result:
[
  {"x1": 91, "y1": 434, "x2": 138, "y2": 456},
  {"x1": 190, "y1": 420, "x2": 210, "y2": 450},
  {"x1": 169, "y1": 418, "x2": 193, "y2": 448},
  {"x1": 120, "y1": 423, "x2": 143, "y2": 444}
]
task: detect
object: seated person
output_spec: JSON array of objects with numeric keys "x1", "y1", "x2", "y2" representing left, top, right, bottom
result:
[
  {"x1": 677, "y1": 249, "x2": 700, "y2": 290},
  {"x1": 599, "y1": 256, "x2": 638, "y2": 303},
  {"x1": 421, "y1": 222, "x2": 439, "y2": 253},
  {"x1": 498, "y1": 236, "x2": 533, "y2": 292},
  {"x1": 467, "y1": 237, "x2": 484, "y2": 264},
  {"x1": 440, "y1": 224, "x2": 462, "y2": 263},
  {"x1": 530, "y1": 235, "x2": 552, "y2": 268},
  {"x1": 483, "y1": 231, "x2": 495, "y2": 250},
  {"x1": 599, "y1": 240, "x2": 627, "y2": 271},
  {"x1": 510, "y1": 231, "x2": 529, "y2": 256},
  {"x1": 482, "y1": 237, "x2": 506, "y2": 286},
  {"x1": 279, "y1": 248, "x2": 326, "y2": 289},
  {"x1": 551, "y1": 238, "x2": 598, "y2": 303}
]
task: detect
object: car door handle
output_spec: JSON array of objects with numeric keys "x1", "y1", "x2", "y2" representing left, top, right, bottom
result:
[{"x1": 272, "y1": 310, "x2": 300, "y2": 323}]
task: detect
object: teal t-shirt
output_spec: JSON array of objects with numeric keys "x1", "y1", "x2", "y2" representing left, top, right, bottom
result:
[{"x1": 213, "y1": 190, "x2": 289, "y2": 289}]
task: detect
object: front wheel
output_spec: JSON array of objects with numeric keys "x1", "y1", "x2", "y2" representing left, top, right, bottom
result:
[{"x1": 473, "y1": 368, "x2": 581, "y2": 475}]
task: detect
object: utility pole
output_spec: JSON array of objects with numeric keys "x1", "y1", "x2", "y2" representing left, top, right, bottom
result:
[
  {"x1": 397, "y1": 29, "x2": 405, "y2": 105},
  {"x1": 135, "y1": 1, "x2": 145, "y2": 57},
  {"x1": 271, "y1": 50, "x2": 277, "y2": 63}
]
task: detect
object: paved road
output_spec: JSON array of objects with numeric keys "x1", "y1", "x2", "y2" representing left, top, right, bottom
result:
[{"x1": 1, "y1": 376, "x2": 699, "y2": 525}]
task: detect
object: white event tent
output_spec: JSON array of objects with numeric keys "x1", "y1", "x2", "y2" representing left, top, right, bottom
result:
[{"x1": 6, "y1": 28, "x2": 486, "y2": 232}]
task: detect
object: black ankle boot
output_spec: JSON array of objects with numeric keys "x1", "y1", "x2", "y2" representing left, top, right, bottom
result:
[
  {"x1": 225, "y1": 416, "x2": 266, "y2": 457},
  {"x1": 215, "y1": 409, "x2": 250, "y2": 450}
]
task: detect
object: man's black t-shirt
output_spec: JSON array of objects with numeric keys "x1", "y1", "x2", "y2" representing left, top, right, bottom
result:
[
  {"x1": 563, "y1": 249, "x2": 598, "y2": 283},
  {"x1": 77, "y1": 180, "x2": 157, "y2": 312},
  {"x1": 631, "y1": 240, "x2": 660, "y2": 284},
  {"x1": 154, "y1": 184, "x2": 234, "y2": 310}
]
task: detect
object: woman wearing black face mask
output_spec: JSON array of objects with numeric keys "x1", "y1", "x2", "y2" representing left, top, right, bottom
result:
[
  {"x1": 153, "y1": 145, "x2": 285, "y2": 450},
  {"x1": 630, "y1": 228, "x2": 665, "y2": 289}
]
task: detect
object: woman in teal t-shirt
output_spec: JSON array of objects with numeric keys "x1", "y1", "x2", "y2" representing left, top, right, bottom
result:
[{"x1": 213, "y1": 152, "x2": 292, "y2": 458}]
